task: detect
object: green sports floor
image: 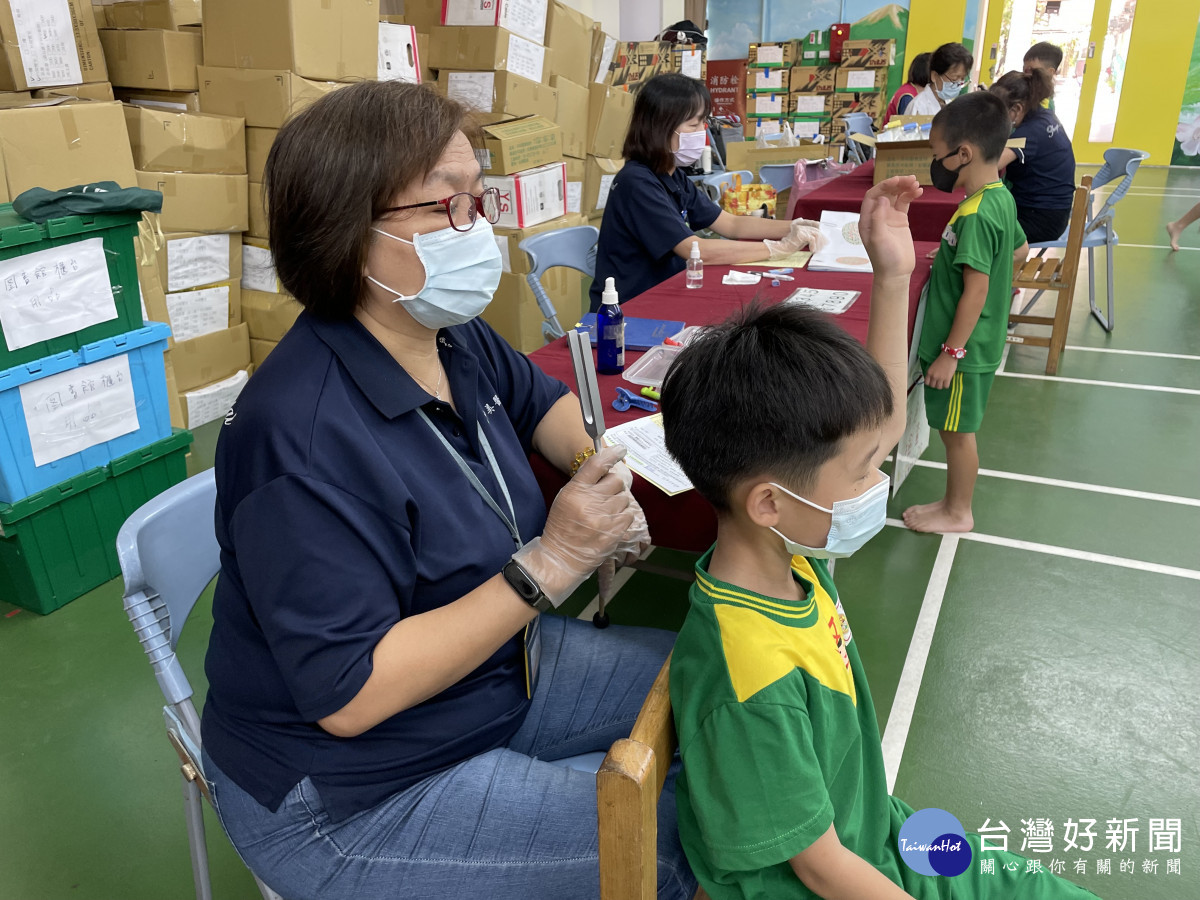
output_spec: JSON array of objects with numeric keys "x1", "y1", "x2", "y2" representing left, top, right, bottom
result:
[{"x1": 2, "y1": 166, "x2": 1197, "y2": 899}]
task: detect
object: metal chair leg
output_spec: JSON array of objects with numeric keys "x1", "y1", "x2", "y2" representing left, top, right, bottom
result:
[
  {"x1": 1090, "y1": 239, "x2": 1115, "y2": 332},
  {"x1": 182, "y1": 773, "x2": 214, "y2": 900}
]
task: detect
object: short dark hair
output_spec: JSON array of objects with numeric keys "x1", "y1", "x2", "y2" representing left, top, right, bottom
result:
[
  {"x1": 991, "y1": 69, "x2": 1054, "y2": 115},
  {"x1": 263, "y1": 81, "x2": 473, "y2": 319},
  {"x1": 908, "y1": 52, "x2": 932, "y2": 87},
  {"x1": 930, "y1": 42, "x2": 973, "y2": 77},
  {"x1": 1024, "y1": 41, "x2": 1064, "y2": 70},
  {"x1": 623, "y1": 73, "x2": 712, "y2": 174},
  {"x1": 660, "y1": 303, "x2": 892, "y2": 512},
  {"x1": 932, "y1": 90, "x2": 1010, "y2": 162}
]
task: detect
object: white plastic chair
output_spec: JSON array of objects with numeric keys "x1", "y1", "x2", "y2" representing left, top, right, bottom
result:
[
  {"x1": 698, "y1": 169, "x2": 753, "y2": 203},
  {"x1": 519, "y1": 225, "x2": 600, "y2": 342}
]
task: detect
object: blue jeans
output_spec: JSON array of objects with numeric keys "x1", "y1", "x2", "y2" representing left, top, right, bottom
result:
[{"x1": 203, "y1": 615, "x2": 695, "y2": 900}]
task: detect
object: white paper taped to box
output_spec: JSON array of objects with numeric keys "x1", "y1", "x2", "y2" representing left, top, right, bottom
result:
[
  {"x1": 241, "y1": 245, "x2": 279, "y2": 293},
  {"x1": 166, "y1": 234, "x2": 231, "y2": 292},
  {"x1": 11, "y1": 0, "x2": 82, "y2": 88},
  {"x1": 186, "y1": 370, "x2": 249, "y2": 429},
  {"x1": 165, "y1": 284, "x2": 230, "y2": 343}
]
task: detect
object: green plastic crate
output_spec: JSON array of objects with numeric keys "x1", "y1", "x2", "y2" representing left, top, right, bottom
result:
[
  {"x1": 0, "y1": 428, "x2": 192, "y2": 615},
  {"x1": 0, "y1": 204, "x2": 144, "y2": 370}
]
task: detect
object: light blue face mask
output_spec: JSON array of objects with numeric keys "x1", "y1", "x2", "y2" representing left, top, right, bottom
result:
[
  {"x1": 769, "y1": 472, "x2": 890, "y2": 559},
  {"x1": 937, "y1": 77, "x2": 966, "y2": 102},
  {"x1": 368, "y1": 218, "x2": 502, "y2": 330}
]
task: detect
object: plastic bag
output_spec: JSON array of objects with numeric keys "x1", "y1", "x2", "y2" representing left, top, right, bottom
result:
[
  {"x1": 784, "y1": 157, "x2": 858, "y2": 218},
  {"x1": 721, "y1": 173, "x2": 777, "y2": 217}
]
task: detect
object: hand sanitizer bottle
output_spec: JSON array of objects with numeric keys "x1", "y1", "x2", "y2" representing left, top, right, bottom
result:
[
  {"x1": 686, "y1": 241, "x2": 703, "y2": 290},
  {"x1": 597, "y1": 277, "x2": 625, "y2": 374}
]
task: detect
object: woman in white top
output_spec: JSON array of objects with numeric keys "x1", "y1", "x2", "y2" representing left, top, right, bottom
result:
[{"x1": 908, "y1": 42, "x2": 973, "y2": 115}]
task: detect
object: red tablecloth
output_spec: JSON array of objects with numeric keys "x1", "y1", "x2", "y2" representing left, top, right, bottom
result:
[
  {"x1": 792, "y1": 161, "x2": 962, "y2": 244},
  {"x1": 527, "y1": 248, "x2": 936, "y2": 553}
]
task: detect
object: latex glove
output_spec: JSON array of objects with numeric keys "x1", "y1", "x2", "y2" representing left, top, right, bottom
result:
[
  {"x1": 789, "y1": 217, "x2": 827, "y2": 251},
  {"x1": 511, "y1": 444, "x2": 637, "y2": 607},
  {"x1": 613, "y1": 493, "x2": 651, "y2": 568},
  {"x1": 763, "y1": 233, "x2": 804, "y2": 260}
]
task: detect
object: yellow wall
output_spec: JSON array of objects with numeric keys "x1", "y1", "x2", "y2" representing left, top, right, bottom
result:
[{"x1": 904, "y1": 0, "x2": 967, "y2": 71}]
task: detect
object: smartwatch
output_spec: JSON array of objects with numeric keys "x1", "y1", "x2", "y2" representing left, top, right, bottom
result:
[{"x1": 503, "y1": 558, "x2": 553, "y2": 612}]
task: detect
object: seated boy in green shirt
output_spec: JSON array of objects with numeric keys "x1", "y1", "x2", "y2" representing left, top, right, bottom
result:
[
  {"x1": 904, "y1": 92, "x2": 1029, "y2": 535},
  {"x1": 660, "y1": 179, "x2": 1099, "y2": 900}
]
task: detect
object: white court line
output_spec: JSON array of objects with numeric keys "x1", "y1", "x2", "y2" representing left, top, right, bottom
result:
[
  {"x1": 1064, "y1": 345, "x2": 1200, "y2": 361},
  {"x1": 996, "y1": 370, "x2": 1200, "y2": 395},
  {"x1": 905, "y1": 459, "x2": 1200, "y2": 508},
  {"x1": 880, "y1": 534, "x2": 958, "y2": 794},
  {"x1": 1121, "y1": 242, "x2": 1200, "y2": 251},
  {"x1": 997, "y1": 342, "x2": 1011, "y2": 374}
]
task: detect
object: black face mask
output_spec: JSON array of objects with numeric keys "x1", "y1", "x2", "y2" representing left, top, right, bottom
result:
[{"x1": 929, "y1": 148, "x2": 964, "y2": 193}]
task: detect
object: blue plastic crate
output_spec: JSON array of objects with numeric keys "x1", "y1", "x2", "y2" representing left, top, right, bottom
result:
[{"x1": 0, "y1": 321, "x2": 172, "y2": 504}]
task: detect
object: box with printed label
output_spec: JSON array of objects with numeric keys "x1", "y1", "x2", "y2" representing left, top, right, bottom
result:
[
  {"x1": 831, "y1": 91, "x2": 883, "y2": 122},
  {"x1": 563, "y1": 157, "x2": 583, "y2": 215},
  {"x1": 485, "y1": 161, "x2": 566, "y2": 228},
  {"x1": 748, "y1": 67, "x2": 786, "y2": 93},
  {"x1": 442, "y1": 0, "x2": 547, "y2": 46},
  {"x1": 747, "y1": 40, "x2": 801, "y2": 68},
  {"x1": 202, "y1": 0, "x2": 379, "y2": 82},
  {"x1": 743, "y1": 117, "x2": 782, "y2": 140},
  {"x1": 788, "y1": 92, "x2": 832, "y2": 117},
  {"x1": 668, "y1": 46, "x2": 706, "y2": 81},
  {"x1": 440, "y1": 70, "x2": 557, "y2": 120},
  {"x1": 143, "y1": 278, "x2": 241, "y2": 345},
  {"x1": 836, "y1": 68, "x2": 887, "y2": 92},
  {"x1": 0, "y1": 101, "x2": 137, "y2": 194},
  {"x1": 583, "y1": 156, "x2": 621, "y2": 217},
  {"x1": 746, "y1": 93, "x2": 784, "y2": 117},
  {"x1": 115, "y1": 87, "x2": 200, "y2": 111},
  {"x1": 605, "y1": 41, "x2": 669, "y2": 94},
  {"x1": 586, "y1": 83, "x2": 633, "y2": 158},
  {"x1": 838, "y1": 39, "x2": 895, "y2": 68},
  {"x1": 544, "y1": 0, "x2": 593, "y2": 85},
  {"x1": 177, "y1": 368, "x2": 247, "y2": 428},
  {"x1": 428, "y1": 26, "x2": 546, "y2": 84},
  {"x1": 245, "y1": 127, "x2": 277, "y2": 183},
  {"x1": 788, "y1": 116, "x2": 825, "y2": 141},
  {"x1": 108, "y1": 0, "x2": 202, "y2": 29},
  {"x1": 483, "y1": 267, "x2": 582, "y2": 353},
  {"x1": 197, "y1": 67, "x2": 344, "y2": 129},
  {"x1": 98, "y1": 27, "x2": 201, "y2": 91},
  {"x1": 550, "y1": 75, "x2": 587, "y2": 159},
  {"x1": 378, "y1": 21, "x2": 421, "y2": 84},
  {"x1": 242, "y1": 287, "x2": 301, "y2": 342},
  {"x1": 0, "y1": 0, "x2": 108, "y2": 92},
  {"x1": 136, "y1": 171, "x2": 248, "y2": 233},
  {"x1": 150, "y1": 231, "x2": 242, "y2": 293},
  {"x1": 480, "y1": 115, "x2": 561, "y2": 175},
  {"x1": 123, "y1": 106, "x2": 246, "y2": 175},
  {"x1": 493, "y1": 211, "x2": 585, "y2": 275},
  {"x1": 790, "y1": 66, "x2": 837, "y2": 93}
]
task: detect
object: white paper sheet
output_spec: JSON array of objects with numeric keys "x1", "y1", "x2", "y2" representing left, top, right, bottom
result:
[
  {"x1": 756, "y1": 46, "x2": 783, "y2": 65},
  {"x1": 499, "y1": 0, "x2": 549, "y2": 44},
  {"x1": 505, "y1": 34, "x2": 544, "y2": 83},
  {"x1": 166, "y1": 234, "x2": 230, "y2": 291},
  {"x1": 566, "y1": 181, "x2": 583, "y2": 214},
  {"x1": 603, "y1": 414, "x2": 693, "y2": 496},
  {"x1": 10, "y1": 0, "x2": 81, "y2": 88},
  {"x1": 753, "y1": 119, "x2": 782, "y2": 137},
  {"x1": 447, "y1": 72, "x2": 496, "y2": 111},
  {"x1": 847, "y1": 70, "x2": 877, "y2": 90},
  {"x1": 19, "y1": 354, "x2": 140, "y2": 467},
  {"x1": 185, "y1": 369, "x2": 249, "y2": 428},
  {"x1": 494, "y1": 235, "x2": 513, "y2": 273},
  {"x1": 378, "y1": 22, "x2": 420, "y2": 83},
  {"x1": 808, "y1": 211, "x2": 874, "y2": 273},
  {"x1": 791, "y1": 119, "x2": 822, "y2": 139},
  {"x1": 793, "y1": 94, "x2": 825, "y2": 115},
  {"x1": 680, "y1": 49, "x2": 703, "y2": 79},
  {"x1": 165, "y1": 285, "x2": 230, "y2": 343},
  {"x1": 241, "y1": 245, "x2": 279, "y2": 293},
  {"x1": 0, "y1": 237, "x2": 118, "y2": 352},
  {"x1": 753, "y1": 69, "x2": 783, "y2": 90},
  {"x1": 594, "y1": 35, "x2": 617, "y2": 84},
  {"x1": 893, "y1": 382, "x2": 930, "y2": 493},
  {"x1": 596, "y1": 174, "x2": 616, "y2": 210},
  {"x1": 782, "y1": 287, "x2": 861, "y2": 314}
]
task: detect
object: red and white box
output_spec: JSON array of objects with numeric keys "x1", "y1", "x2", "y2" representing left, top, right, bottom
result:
[
  {"x1": 485, "y1": 161, "x2": 566, "y2": 228},
  {"x1": 441, "y1": 0, "x2": 549, "y2": 45}
]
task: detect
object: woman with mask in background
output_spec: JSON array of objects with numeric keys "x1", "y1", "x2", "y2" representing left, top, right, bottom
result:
[
  {"x1": 590, "y1": 73, "x2": 823, "y2": 311},
  {"x1": 200, "y1": 81, "x2": 697, "y2": 900},
  {"x1": 908, "y1": 42, "x2": 974, "y2": 115}
]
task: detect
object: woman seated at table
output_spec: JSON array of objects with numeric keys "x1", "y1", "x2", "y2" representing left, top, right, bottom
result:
[
  {"x1": 883, "y1": 52, "x2": 931, "y2": 125},
  {"x1": 589, "y1": 73, "x2": 823, "y2": 312},
  {"x1": 907, "y1": 42, "x2": 973, "y2": 115},
  {"x1": 991, "y1": 69, "x2": 1077, "y2": 242}
]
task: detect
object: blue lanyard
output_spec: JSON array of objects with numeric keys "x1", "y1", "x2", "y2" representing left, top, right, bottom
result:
[{"x1": 416, "y1": 408, "x2": 522, "y2": 550}]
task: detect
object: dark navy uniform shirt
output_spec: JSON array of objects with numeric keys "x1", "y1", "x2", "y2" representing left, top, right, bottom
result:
[
  {"x1": 1007, "y1": 107, "x2": 1076, "y2": 211},
  {"x1": 589, "y1": 159, "x2": 722, "y2": 311},
  {"x1": 201, "y1": 311, "x2": 568, "y2": 822}
]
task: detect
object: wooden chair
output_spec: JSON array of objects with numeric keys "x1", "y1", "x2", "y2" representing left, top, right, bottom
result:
[
  {"x1": 1007, "y1": 175, "x2": 1091, "y2": 375},
  {"x1": 597, "y1": 657, "x2": 708, "y2": 900}
]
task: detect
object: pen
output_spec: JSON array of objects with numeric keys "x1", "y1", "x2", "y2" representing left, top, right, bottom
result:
[{"x1": 766, "y1": 273, "x2": 794, "y2": 281}]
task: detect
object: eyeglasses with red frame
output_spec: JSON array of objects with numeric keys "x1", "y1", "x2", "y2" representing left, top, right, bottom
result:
[{"x1": 380, "y1": 187, "x2": 502, "y2": 233}]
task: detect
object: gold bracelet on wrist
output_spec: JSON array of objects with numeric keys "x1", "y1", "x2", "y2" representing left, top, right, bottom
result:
[{"x1": 570, "y1": 446, "x2": 596, "y2": 476}]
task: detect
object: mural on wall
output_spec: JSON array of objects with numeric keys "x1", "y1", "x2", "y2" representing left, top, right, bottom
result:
[
  {"x1": 708, "y1": 0, "x2": 909, "y2": 61},
  {"x1": 1173, "y1": 14, "x2": 1200, "y2": 166}
]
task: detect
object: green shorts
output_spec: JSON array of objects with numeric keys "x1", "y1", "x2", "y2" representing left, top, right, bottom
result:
[{"x1": 922, "y1": 365, "x2": 996, "y2": 433}]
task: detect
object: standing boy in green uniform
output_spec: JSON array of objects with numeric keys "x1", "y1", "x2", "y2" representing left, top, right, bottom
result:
[
  {"x1": 660, "y1": 177, "x2": 1099, "y2": 900},
  {"x1": 904, "y1": 92, "x2": 1028, "y2": 534}
]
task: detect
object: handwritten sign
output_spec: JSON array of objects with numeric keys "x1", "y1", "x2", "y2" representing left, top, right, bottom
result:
[
  {"x1": 165, "y1": 285, "x2": 230, "y2": 343},
  {"x1": 447, "y1": 72, "x2": 496, "y2": 111},
  {"x1": 185, "y1": 369, "x2": 248, "y2": 428},
  {"x1": 241, "y1": 245, "x2": 279, "y2": 293},
  {"x1": 166, "y1": 234, "x2": 231, "y2": 291},
  {"x1": 11, "y1": 0, "x2": 81, "y2": 88}
]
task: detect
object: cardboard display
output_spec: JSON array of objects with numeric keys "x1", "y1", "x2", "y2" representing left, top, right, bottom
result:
[
  {"x1": 747, "y1": 40, "x2": 802, "y2": 68},
  {"x1": 98, "y1": 27, "x2": 202, "y2": 91}
]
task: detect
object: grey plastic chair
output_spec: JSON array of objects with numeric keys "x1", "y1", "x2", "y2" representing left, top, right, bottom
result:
[
  {"x1": 757, "y1": 164, "x2": 796, "y2": 194},
  {"x1": 699, "y1": 169, "x2": 754, "y2": 202},
  {"x1": 842, "y1": 112, "x2": 876, "y2": 165},
  {"x1": 519, "y1": 225, "x2": 599, "y2": 341},
  {"x1": 1019, "y1": 147, "x2": 1148, "y2": 332},
  {"x1": 116, "y1": 469, "x2": 285, "y2": 900}
]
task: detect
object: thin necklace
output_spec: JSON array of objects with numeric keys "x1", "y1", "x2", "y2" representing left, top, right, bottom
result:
[{"x1": 408, "y1": 361, "x2": 444, "y2": 399}]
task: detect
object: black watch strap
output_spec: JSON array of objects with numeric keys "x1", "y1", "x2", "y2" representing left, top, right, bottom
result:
[{"x1": 503, "y1": 558, "x2": 553, "y2": 612}]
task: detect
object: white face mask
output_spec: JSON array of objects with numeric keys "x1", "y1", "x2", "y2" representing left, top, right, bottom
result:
[
  {"x1": 674, "y1": 128, "x2": 707, "y2": 166},
  {"x1": 769, "y1": 472, "x2": 890, "y2": 559},
  {"x1": 368, "y1": 218, "x2": 502, "y2": 330}
]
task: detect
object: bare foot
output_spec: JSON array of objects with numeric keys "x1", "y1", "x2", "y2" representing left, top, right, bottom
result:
[
  {"x1": 902, "y1": 500, "x2": 974, "y2": 534},
  {"x1": 1166, "y1": 220, "x2": 1184, "y2": 252}
]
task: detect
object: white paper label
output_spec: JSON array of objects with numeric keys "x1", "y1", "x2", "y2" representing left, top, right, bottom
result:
[
  {"x1": 794, "y1": 94, "x2": 826, "y2": 115},
  {"x1": 754, "y1": 119, "x2": 782, "y2": 137},
  {"x1": 594, "y1": 35, "x2": 617, "y2": 84},
  {"x1": 19, "y1": 354, "x2": 140, "y2": 467},
  {"x1": 0, "y1": 237, "x2": 118, "y2": 352},
  {"x1": 241, "y1": 245, "x2": 279, "y2": 293},
  {"x1": 185, "y1": 369, "x2": 248, "y2": 429},
  {"x1": 498, "y1": 0, "x2": 549, "y2": 45},
  {"x1": 165, "y1": 285, "x2": 230, "y2": 343},
  {"x1": 756, "y1": 46, "x2": 783, "y2": 65},
  {"x1": 505, "y1": 34, "x2": 544, "y2": 83},
  {"x1": 10, "y1": 0, "x2": 81, "y2": 88},
  {"x1": 792, "y1": 119, "x2": 822, "y2": 139},
  {"x1": 566, "y1": 181, "x2": 583, "y2": 214},
  {"x1": 753, "y1": 95, "x2": 782, "y2": 115},
  {"x1": 447, "y1": 71, "x2": 496, "y2": 111},
  {"x1": 753, "y1": 69, "x2": 783, "y2": 90},
  {"x1": 494, "y1": 235, "x2": 512, "y2": 273},
  {"x1": 680, "y1": 49, "x2": 703, "y2": 79},
  {"x1": 378, "y1": 23, "x2": 420, "y2": 84},
  {"x1": 596, "y1": 174, "x2": 616, "y2": 210},
  {"x1": 847, "y1": 70, "x2": 877, "y2": 90},
  {"x1": 166, "y1": 234, "x2": 231, "y2": 292}
]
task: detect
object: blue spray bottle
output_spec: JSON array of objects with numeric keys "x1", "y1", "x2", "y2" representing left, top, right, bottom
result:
[{"x1": 596, "y1": 276, "x2": 625, "y2": 375}]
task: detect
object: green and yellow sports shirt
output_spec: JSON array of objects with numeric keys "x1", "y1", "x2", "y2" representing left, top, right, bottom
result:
[{"x1": 917, "y1": 182, "x2": 1026, "y2": 374}]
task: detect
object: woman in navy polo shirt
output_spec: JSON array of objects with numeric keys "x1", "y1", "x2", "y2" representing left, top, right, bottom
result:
[
  {"x1": 590, "y1": 73, "x2": 823, "y2": 311},
  {"x1": 991, "y1": 69, "x2": 1077, "y2": 242},
  {"x1": 199, "y1": 81, "x2": 696, "y2": 900}
]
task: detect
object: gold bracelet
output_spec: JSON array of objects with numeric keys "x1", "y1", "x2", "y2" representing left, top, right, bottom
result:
[{"x1": 570, "y1": 446, "x2": 596, "y2": 476}]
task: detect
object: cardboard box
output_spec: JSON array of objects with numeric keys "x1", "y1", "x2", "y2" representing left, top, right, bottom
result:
[
  {"x1": 723, "y1": 140, "x2": 829, "y2": 173},
  {"x1": 668, "y1": 46, "x2": 706, "y2": 82},
  {"x1": 839, "y1": 39, "x2": 895, "y2": 68},
  {"x1": 247, "y1": 181, "x2": 268, "y2": 238},
  {"x1": 442, "y1": 0, "x2": 548, "y2": 45},
  {"x1": 137, "y1": 171, "x2": 249, "y2": 232},
  {"x1": 544, "y1": 0, "x2": 592, "y2": 85},
  {"x1": 390, "y1": 0, "x2": 440, "y2": 32},
  {"x1": 202, "y1": 0, "x2": 379, "y2": 82},
  {"x1": 563, "y1": 156, "x2": 583, "y2": 215},
  {"x1": 98, "y1": 28, "x2": 201, "y2": 91},
  {"x1": 178, "y1": 368, "x2": 249, "y2": 428},
  {"x1": 250, "y1": 338, "x2": 277, "y2": 367},
  {"x1": 788, "y1": 92, "x2": 832, "y2": 117},
  {"x1": 146, "y1": 279, "x2": 241, "y2": 344},
  {"x1": 163, "y1": 355, "x2": 185, "y2": 429},
  {"x1": 748, "y1": 68, "x2": 786, "y2": 93},
  {"x1": 0, "y1": 0, "x2": 107, "y2": 91},
  {"x1": 483, "y1": 267, "x2": 583, "y2": 353},
  {"x1": 485, "y1": 161, "x2": 565, "y2": 228},
  {"x1": 480, "y1": 115, "x2": 561, "y2": 175},
  {"x1": 0, "y1": 101, "x2": 136, "y2": 193},
  {"x1": 493, "y1": 211, "x2": 585, "y2": 274},
  {"x1": 415, "y1": 31, "x2": 435, "y2": 84},
  {"x1": 93, "y1": 3, "x2": 111, "y2": 29},
  {"x1": 586, "y1": 83, "x2": 633, "y2": 159},
  {"x1": 124, "y1": 106, "x2": 246, "y2": 175},
  {"x1": 831, "y1": 91, "x2": 883, "y2": 122},
  {"x1": 428, "y1": 26, "x2": 545, "y2": 84},
  {"x1": 197, "y1": 67, "x2": 344, "y2": 129},
  {"x1": 747, "y1": 40, "x2": 801, "y2": 68},
  {"x1": 152, "y1": 231, "x2": 242, "y2": 293},
  {"x1": 440, "y1": 70, "x2": 557, "y2": 120},
  {"x1": 550, "y1": 75, "x2": 587, "y2": 159},
  {"x1": 33, "y1": 82, "x2": 114, "y2": 101},
  {"x1": 790, "y1": 66, "x2": 837, "y2": 93},
  {"x1": 167, "y1": 321, "x2": 250, "y2": 391},
  {"x1": 606, "y1": 41, "x2": 669, "y2": 94},
  {"x1": 788, "y1": 117, "x2": 825, "y2": 141},
  {"x1": 378, "y1": 21, "x2": 421, "y2": 84},
  {"x1": 746, "y1": 93, "x2": 784, "y2": 117},
  {"x1": 245, "y1": 127, "x2": 277, "y2": 183},
  {"x1": 590, "y1": 28, "x2": 616, "y2": 84},
  {"x1": 836, "y1": 68, "x2": 887, "y2": 93},
  {"x1": 583, "y1": 156, "x2": 621, "y2": 216},
  {"x1": 115, "y1": 87, "x2": 200, "y2": 110},
  {"x1": 743, "y1": 117, "x2": 782, "y2": 141},
  {"x1": 108, "y1": 0, "x2": 202, "y2": 29},
  {"x1": 242, "y1": 287, "x2": 302, "y2": 342}
]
